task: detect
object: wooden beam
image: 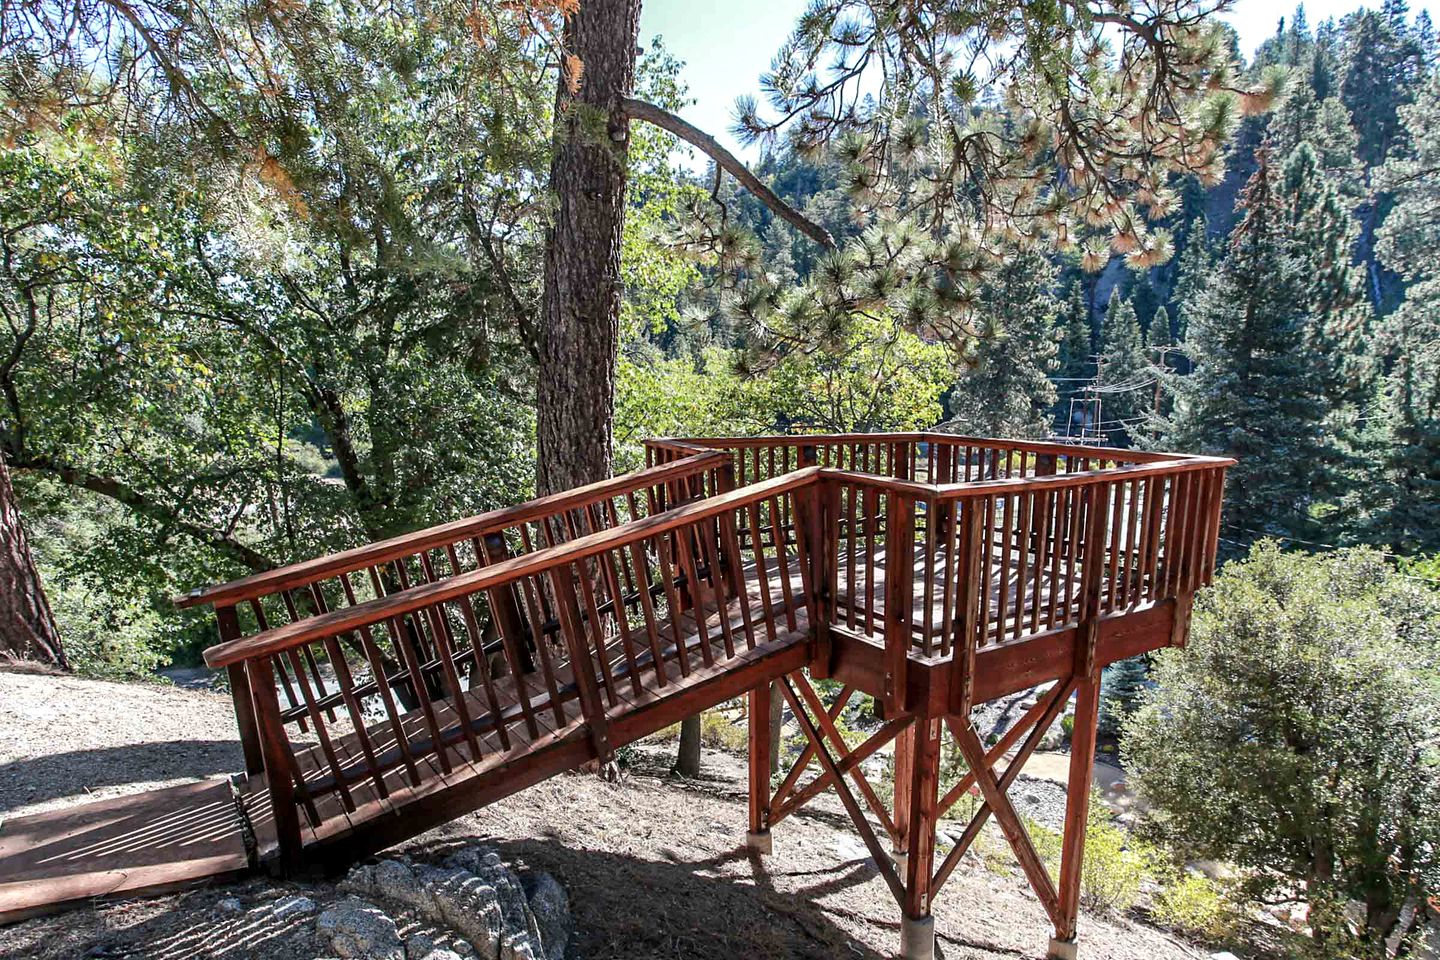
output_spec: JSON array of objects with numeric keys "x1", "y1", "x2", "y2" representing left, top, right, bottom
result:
[
  {"x1": 902, "y1": 712, "x2": 942, "y2": 921},
  {"x1": 748, "y1": 681, "x2": 773, "y2": 838},
  {"x1": 930, "y1": 677, "x2": 1077, "y2": 893},
  {"x1": 1056, "y1": 675, "x2": 1101, "y2": 942}
]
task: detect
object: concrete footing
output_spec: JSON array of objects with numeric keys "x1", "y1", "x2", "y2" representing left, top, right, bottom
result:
[
  {"x1": 1047, "y1": 936, "x2": 1079, "y2": 960},
  {"x1": 900, "y1": 914, "x2": 934, "y2": 960},
  {"x1": 744, "y1": 830, "x2": 772, "y2": 855}
]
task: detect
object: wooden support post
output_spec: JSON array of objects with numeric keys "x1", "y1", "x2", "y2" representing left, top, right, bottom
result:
[
  {"x1": 892, "y1": 720, "x2": 915, "y2": 868},
  {"x1": 1170, "y1": 590, "x2": 1196, "y2": 648},
  {"x1": 217, "y1": 605, "x2": 263, "y2": 777},
  {"x1": 248, "y1": 657, "x2": 304, "y2": 872},
  {"x1": 950, "y1": 499, "x2": 985, "y2": 715},
  {"x1": 1054, "y1": 677, "x2": 1099, "y2": 953},
  {"x1": 1053, "y1": 481, "x2": 1111, "y2": 955},
  {"x1": 747, "y1": 681, "x2": 773, "y2": 852},
  {"x1": 901, "y1": 711, "x2": 941, "y2": 960},
  {"x1": 795, "y1": 451, "x2": 833, "y2": 676}
]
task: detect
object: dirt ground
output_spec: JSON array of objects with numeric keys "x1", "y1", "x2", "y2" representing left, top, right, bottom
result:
[{"x1": 0, "y1": 667, "x2": 1214, "y2": 960}]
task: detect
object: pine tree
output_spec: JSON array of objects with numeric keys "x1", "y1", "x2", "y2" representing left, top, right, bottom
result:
[
  {"x1": 1094, "y1": 290, "x2": 1151, "y2": 446},
  {"x1": 1171, "y1": 219, "x2": 1212, "y2": 350},
  {"x1": 1162, "y1": 146, "x2": 1340, "y2": 545},
  {"x1": 1099, "y1": 656, "x2": 1149, "y2": 740},
  {"x1": 1277, "y1": 142, "x2": 1374, "y2": 409},
  {"x1": 1368, "y1": 77, "x2": 1440, "y2": 552},
  {"x1": 945, "y1": 252, "x2": 1060, "y2": 438}
]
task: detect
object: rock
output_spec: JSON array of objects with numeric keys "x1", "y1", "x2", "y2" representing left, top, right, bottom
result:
[
  {"x1": 215, "y1": 896, "x2": 243, "y2": 913},
  {"x1": 445, "y1": 848, "x2": 543, "y2": 960},
  {"x1": 520, "y1": 872, "x2": 571, "y2": 960},
  {"x1": 405, "y1": 933, "x2": 438, "y2": 958},
  {"x1": 273, "y1": 895, "x2": 318, "y2": 919},
  {"x1": 343, "y1": 846, "x2": 564, "y2": 960},
  {"x1": 316, "y1": 897, "x2": 405, "y2": 960},
  {"x1": 415, "y1": 951, "x2": 464, "y2": 960}
]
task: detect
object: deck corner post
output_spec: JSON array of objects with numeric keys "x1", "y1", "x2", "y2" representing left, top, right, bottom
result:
[
  {"x1": 795, "y1": 474, "x2": 834, "y2": 676},
  {"x1": 217, "y1": 605, "x2": 264, "y2": 777},
  {"x1": 881, "y1": 493, "x2": 915, "y2": 713},
  {"x1": 1056, "y1": 673, "x2": 1100, "y2": 944},
  {"x1": 247, "y1": 656, "x2": 305, "y2": 871},
  {"x1": 1169, "y1": 590, "x2": 1196, "y2": 648},
  {"x1": 747, "y1": 681, "x2": 773, "y2": 849},
  {"x1": 901, "y1": 712, "x2": 942, "y2": 959},
  {"x1": 892, "y1": 716, "x2": 915, "y2": 863}
]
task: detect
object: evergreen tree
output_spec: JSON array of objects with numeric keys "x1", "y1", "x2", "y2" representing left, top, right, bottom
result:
[
  {"x1": 1094, "y1": 291, "x2": 1151, "y2": 446},
  {"x1": 1170, "y1": 218, "x2": 1212, "y2": 349},
  {"x1": 1277, "y1": 142, "x2": 1374, "y2": 408},
  {"x1": 1367, "y1": 76, "x2": 1440, "y2": 552},
  {"x1": 945, "y1": 252, "x2": 1060, "y2": 438},
  {"x1": 1161, "y1": 146, "x2": 1340, "y2": 545},
  {"x1": 1099, "y1": 656, "x2": 1149, "y2": 740}
]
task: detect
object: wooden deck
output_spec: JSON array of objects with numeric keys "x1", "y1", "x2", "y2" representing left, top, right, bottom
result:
[{"x1": 0, "y1": 432, "x2": 1231, "y2": 960}]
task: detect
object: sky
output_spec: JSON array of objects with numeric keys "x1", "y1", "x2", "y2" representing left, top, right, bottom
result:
[{"x1": 639, "y1": 0, "x2": 1429, "y2": 171}]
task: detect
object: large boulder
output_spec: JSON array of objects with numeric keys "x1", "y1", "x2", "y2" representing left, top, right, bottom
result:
[
  {"x1": 339, "y1": 846, "x2": 570, "y2": 960},
  {"x1": 316, "y1": 897, "x2": 406, "y2": 960}
]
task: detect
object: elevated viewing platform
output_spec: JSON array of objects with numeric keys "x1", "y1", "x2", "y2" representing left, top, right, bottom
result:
[{"x1": 0, "y1": 432, "x2": 1231, "y2": 960}]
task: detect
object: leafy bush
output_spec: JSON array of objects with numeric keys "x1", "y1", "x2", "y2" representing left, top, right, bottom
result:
[
  {"x1": 1027, "y1": 797, "x2": 1153, "y2": 915},
  {"x1": 1150, "y1": 870, "x2": 1232, "y2": 939},
  {"x1": 49, "y1": 578, "x2": 166, "y2": 680},
  {"x1": 1124, "y1": 542, "x2": 1440, "y2": 950},
  {"x1": 699, "y1": 711, "x2": 748, "y2": 752}
]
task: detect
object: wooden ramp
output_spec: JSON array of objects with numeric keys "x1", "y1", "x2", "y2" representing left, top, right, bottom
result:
[{"x1": 0, "y1": 780, "x2": 254, "y2": 922}]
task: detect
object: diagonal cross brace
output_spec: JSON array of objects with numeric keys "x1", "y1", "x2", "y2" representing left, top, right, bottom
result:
[
  {"x1": 780, "y1": 675, "x2": 906, "y2": 906},
  {"x1": 931, "y1": 677, "x2": 1077, "y2": 896}
]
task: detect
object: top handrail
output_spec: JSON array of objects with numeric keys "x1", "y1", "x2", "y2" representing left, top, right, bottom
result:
[
  {"x1": 201, "y1": 467, "x2": 820, "y2": 669},
  {"x1": 650, "y1": 431, "x2": 1204, "y2": 465},
  {"x1": 177, "y1": 449, "x2": 731, "y2": 611}
]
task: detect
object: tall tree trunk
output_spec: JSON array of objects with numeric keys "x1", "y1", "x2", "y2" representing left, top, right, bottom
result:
[
  {"x1": 536, "y1": 0, "x2": 642, "y2": 496},
  {"x1": 0, "y1": 453, "x2": 67, "y2": 669}
]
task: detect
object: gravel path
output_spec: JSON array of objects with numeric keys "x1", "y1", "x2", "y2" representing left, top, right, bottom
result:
[{"x1": 0, "y1": 665, "x2": 243, "y2": 818}]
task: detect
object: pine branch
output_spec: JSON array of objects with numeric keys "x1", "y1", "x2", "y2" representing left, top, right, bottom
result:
[{"x1": 621, "y1": 97, "x2": 837, "y2": 250}]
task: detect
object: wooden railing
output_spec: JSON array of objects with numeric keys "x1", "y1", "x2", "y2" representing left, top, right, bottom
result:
[
  {"x1": 193, "y1": 462, "x2": 820, "y2": 862},
  {"x1": 657, "y1": 434, "x2": 1232, "y2": 712},
  {"x1": 189, "y1": 431, "x2": 1230, "y2": 865},
  {"x1": 180, "y1": 452, "x2": 730, "y2": 781}
]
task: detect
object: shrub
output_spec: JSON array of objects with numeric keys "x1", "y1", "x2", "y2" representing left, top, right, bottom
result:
[
  {"x1": 1027, "y1": 797, "x2": 1153, "y2": 915},
  {"x1": 699, "y1": 711, "x2": 748, "y2": 752},
  {"x1": 1151, "y1": 870, "x2": 1232, "y2": 939},
  {"x1": 50, "y1": 578, "x2": 166, "y2": 680}
]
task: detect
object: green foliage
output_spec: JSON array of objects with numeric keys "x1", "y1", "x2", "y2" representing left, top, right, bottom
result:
[
  {"x1": 1099, "y1": 656, "x2": 1149, "y2": 740},
  {"x1": 1159, "y1": 147, "x2": 1346, "y2": 544},
  {"x1": 943, "y1": 251, "x2": 1060, "y2": 438},
  {"x1": 1095, "y1": 292, "x2": 1152, "y2": 446},
  {"x1": 1028, "y1": 798, "x2": 1154, "y2": 914},
  {"x1": 1150, "y1": 870, "x2": 1234, "y2": 939},
  {"x1": 1124, "y1": 541, "x2": 1440, "y2": 953}
]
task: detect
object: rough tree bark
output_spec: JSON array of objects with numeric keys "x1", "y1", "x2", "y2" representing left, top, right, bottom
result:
[
  {"x1": 0, "y1": 452, "x2": 67, "y2": 669},
  {"x1": 536, "y1": 0, "x2": 642, "y2": 496}
]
